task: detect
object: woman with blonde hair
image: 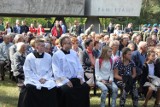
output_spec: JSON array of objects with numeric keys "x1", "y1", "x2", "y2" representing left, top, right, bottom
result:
[
  {"x1": 109, "y1": 40, "x2": 121, "y2": 62},
  {"x1": 95, "y1": 46, "x2": 118, "y2": 107}
]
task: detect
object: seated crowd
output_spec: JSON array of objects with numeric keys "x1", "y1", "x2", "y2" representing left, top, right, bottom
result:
[{"x1": 0, "y1": 19, "x2": 160, "y2": 107}]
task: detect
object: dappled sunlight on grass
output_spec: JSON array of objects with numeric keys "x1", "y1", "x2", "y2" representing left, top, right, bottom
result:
[
  {"x1": 0, "y1": 76, "x2": 156, "y2": 107},
  {"x1": 90, "y1": 89, "x2": 155, "y2": 107},
  {"x1": 0, "y1": 75, "x2": 19, "y2": 107}
]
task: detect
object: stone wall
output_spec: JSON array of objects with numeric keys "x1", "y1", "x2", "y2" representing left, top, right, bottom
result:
[
  {"x1": 0, "y1": 0, "x2": 85, "y2": 16},
  {"x1": 85, "y1": 0, "x2": 142, "y2": 16},
  {"x1": 0, "y1": 0, "x2": 142, "y2": 17}
]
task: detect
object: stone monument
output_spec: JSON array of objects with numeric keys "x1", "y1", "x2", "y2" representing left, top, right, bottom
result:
[
  {"x1": 0, "y1": 0, "x2": 85, "y2": 16},
  {"x1": 0, "y1": 0, "x2": 142, "y2": 33},
  {"x1": 85, "y1": 0, "x2": 142, "y2": 33}
]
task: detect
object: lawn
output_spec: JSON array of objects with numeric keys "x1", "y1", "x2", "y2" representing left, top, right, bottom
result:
[{"x1": 0, "y1": 75, "x2": 155, "y2": 107}]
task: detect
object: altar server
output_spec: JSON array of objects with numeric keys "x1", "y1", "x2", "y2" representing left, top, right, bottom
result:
[
  {"x1": 52, "y1": 35, "x2": 93, "y2": 107},
  {"x1": 18, "y1": 39, "x2": 57, "y2": 107}
]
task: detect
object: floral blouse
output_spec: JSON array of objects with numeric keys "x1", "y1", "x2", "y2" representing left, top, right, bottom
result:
[{"x1": 113, "y1": 59, "x2": 136, "y2": 77}]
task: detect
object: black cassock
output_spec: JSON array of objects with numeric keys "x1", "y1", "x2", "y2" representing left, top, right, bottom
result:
[
  {"x1": 18, "y1": 85, "x2": 58, "y2": 107},
  {"x1": 18, "y1": 51, "x2": 57, "y2": 107},
  {"x1": 57, "y1": 78, "x2": 90, "y2": 107},
  {"x1": 18, "y1": 85, "x2": 57, "y2": 107}
]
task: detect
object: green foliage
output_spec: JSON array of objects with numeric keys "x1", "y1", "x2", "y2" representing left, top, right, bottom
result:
[
  {"x1": 2, "y1": 17, "x2": 55, "y2": 28},
  {"x1": 1, "y1": 0, "x2": 160, "y2": 30},
  {"x1": 140, "y1": 0, "x2": 160, "y2": 24}
]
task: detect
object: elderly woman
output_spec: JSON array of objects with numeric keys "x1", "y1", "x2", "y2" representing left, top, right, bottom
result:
[
  {"x1": 9, "y1": 34, "x2": 24, "y2": 80},
  {"x1": 109, "y1": 40, "x2": 121, "y2": 62},
  {"x1": 13, "y1": 42, "x2": 26, "y2": 88}
]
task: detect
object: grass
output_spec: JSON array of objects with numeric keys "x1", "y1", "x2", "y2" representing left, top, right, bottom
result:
[
  {"x1": 0, "y1": 77, "x2": 19, "y2": 107},
  {"x1": 0, "y1": 75, "x2": 155, "y2": 107}
]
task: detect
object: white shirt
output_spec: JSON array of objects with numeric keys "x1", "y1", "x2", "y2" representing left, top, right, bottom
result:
[
  {"x1": 52, "y1": 49, "x2": 84, "y2": 86},
  {"x1": 23, "y1": 52, "x2": 56, "y2": 90},
  {"x1": 6, "y1": 28, "x2": 11, "y2": 34},
  {"x1": 16, "y1": 25, "x2": 21, "y2": 34},
  {"x1": 114, "y1": 29, "x2": 122, "y2": 36},
  {"x1": 148, "y1": 63, "x2": 155, "y2": 76},
  {"x1": 111, "y1": 51, "x2": 121, "y2": 63},
  {"x1": 95, "y1": 59, "x2": 113, "y2": 81}
]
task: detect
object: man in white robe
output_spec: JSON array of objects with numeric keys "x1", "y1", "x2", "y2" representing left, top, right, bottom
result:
[
  {"x1": 18, "y1": 39, "x2": 57, "y2": 107},
  {"x1": 52, "y1": 35, "x2": 93, "y2": 107}
]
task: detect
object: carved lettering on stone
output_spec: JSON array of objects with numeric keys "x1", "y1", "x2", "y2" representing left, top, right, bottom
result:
[{"x1": 85, "y1": 0, "x2": 142, "y2": 16}]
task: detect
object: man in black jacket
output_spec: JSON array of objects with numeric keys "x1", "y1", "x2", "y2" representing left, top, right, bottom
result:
[
  {"x1": 124, "y1": 23, "x2": 133, "y2": 36},
  {"x1": 107, "y1": 22, "x2": 114, "y2": 36},
  {"x1": 20, "y1": 21, "x2": 29, "y2": 34}
]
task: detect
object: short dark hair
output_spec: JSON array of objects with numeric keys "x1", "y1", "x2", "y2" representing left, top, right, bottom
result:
[
  {"x1": 59, "y1": 36, "x2": 70, "y2": 47},
  {"x1": 94, "y1": 41, "x2": 99, "y2": 46},
  {"x1": 85, "y1": 39, "x2": 93, "y2": 48}
]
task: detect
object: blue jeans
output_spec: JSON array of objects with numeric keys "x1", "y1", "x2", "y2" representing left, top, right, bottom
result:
[{"x1": 96, "y1": 81, "x2": 118, "y2": 107}]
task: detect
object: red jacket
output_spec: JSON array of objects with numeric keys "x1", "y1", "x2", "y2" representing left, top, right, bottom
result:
[
  {"x1": 29, "y1": 27, "x2": 37, "y2": 34},
  {"x1": 37, "y1": 27, "x2": 45, "y2": 35},
  {"x1": 51, "y1": 26, "x2": 62, "y2": 38}
]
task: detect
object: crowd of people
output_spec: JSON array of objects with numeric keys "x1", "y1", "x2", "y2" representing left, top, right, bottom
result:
[{"x1": 0, "y1": 18, "x2": 160, "y2": 107}]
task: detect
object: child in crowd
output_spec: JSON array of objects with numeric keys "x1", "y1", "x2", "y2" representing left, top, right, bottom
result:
[
  {"x1": 141, "y1": 49, "x2": 160, "y2": 107},
  {"x1": 113, "y1": 47, "x2": 138, "y2": 107},
  {"x1": 95, "y1": 46, "x2": 118, "y2": 107}
]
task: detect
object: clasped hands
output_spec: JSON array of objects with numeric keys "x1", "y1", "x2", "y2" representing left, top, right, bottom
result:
[{"x1": 39, "y1": 78, "x2": 47, "y2": 84}]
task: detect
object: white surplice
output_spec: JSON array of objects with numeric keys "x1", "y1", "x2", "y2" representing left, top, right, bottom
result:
[
  {"x1": 52, "y1": 49, "x2": 84, "y2": 86},
  {"x1": 23, "y1": 52, "x2": 56, "y2": 90}
]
